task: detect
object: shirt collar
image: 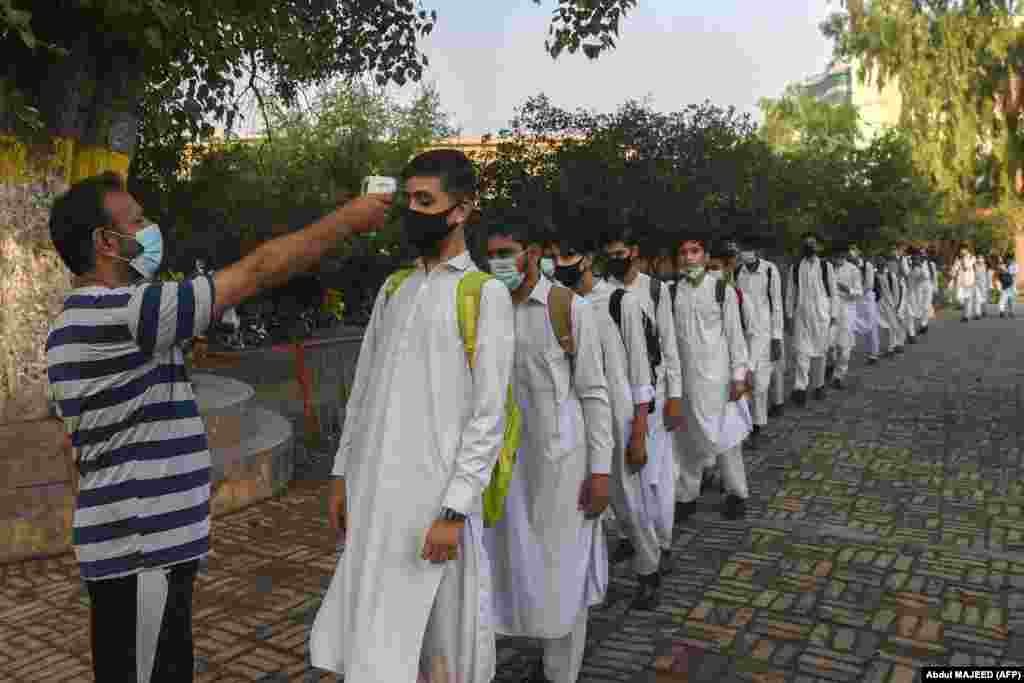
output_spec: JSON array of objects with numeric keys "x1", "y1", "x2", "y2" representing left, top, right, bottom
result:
[{"x1": 527, "y1": 272, "x2": 553, "y2": 304}]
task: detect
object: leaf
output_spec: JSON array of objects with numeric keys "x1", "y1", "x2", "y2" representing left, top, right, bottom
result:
[{"x1": 144, "y1": 27, "x2": 163, "y2": 50}]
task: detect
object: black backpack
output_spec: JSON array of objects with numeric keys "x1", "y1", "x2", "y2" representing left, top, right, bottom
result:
[
  {"x1": 999, "y1": 270, "x2": 1014, "y2": 288},
  {"x1": 668, "y1": 277, "x2": 739, "y2": 329},
  {"x1": 609, "y1": 289, "x2": 661, "y2": 415},
  {"x1": 791, "y1": 258, "x2": 832, "y2": 300}
]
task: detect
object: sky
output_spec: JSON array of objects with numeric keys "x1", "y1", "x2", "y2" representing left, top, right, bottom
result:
[{"x1": 392, "y1": 0, "x2": 840, "y2": 137}]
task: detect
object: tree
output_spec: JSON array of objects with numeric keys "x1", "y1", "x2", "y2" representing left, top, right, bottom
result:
[
  {"x1": 1, "y1": 0, "x2": 637, "y2": 160},
  {"x1": 758, "y1": 85, "x2": 861, "y2": 152},
  {"x1": 821, "y1": 0, "x2": 1024, "y2": 215}
]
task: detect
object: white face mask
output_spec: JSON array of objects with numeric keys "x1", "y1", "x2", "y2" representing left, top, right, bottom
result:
[{"x1": 739, "y1": 250, "x2": 756, "y2": 264}]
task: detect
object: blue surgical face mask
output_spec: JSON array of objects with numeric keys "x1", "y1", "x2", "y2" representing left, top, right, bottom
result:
[
  {"x1": 106, "y1": 224, "x2": 164, "y2": 280},
  {"x1": 540, "y1": 257, "x2": 555, "y2": 278},
  {"x1": 489, "y1": 256, "x2": 526, "y2": 291}
]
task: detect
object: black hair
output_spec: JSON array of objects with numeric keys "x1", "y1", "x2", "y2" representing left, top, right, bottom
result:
[
  {"x1": 484, "y1": 207, "x2": 551, "y2": 248},
  {"x1": 401, "y1": 149, "x2": 477, "y2": 202},
  {"x1": 49, "y1": 171, "x2": 125, "y2": 276},
  {"x1": 801, "y1": 231, "x2": 822, "y2": 242}
]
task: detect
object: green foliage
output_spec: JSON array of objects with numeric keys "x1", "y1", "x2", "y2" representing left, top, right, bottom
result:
[
  {"x1": 132, "y1": 80, "x2": 455, "y2": 321},
  {"x1": 821, "y1": 0, "x2": 1024, "y2": 218},
  {"x1": 758, "y1": 88, "x2": 861, "y2": 152}
]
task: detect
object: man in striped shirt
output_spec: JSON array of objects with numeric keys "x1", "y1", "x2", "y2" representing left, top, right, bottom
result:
[{"x1": 45, "y1": 171, "x2": 389, "y2": 683}]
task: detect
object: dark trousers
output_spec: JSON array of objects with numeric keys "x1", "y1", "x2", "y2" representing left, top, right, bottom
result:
[{"x1": 86, "y1": 559, "x2": 199, "y2": 682}]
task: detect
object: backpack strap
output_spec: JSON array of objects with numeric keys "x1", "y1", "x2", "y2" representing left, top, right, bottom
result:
[
  {"x1": 548, "y1": 284, "x2": 575, "y2": 356},
  {"x1": 766, "y1": 263, "x2": 774, "y2": 313},
  {"x1": 455, "y1": 271, "x2": 493, "y2": 371},
  {"x1": 716, "y1": 277, "x2": 727, "y2": 307},
  {"x1": 608, "y1": 288, "x2": 626, "y2": 332},
  {"x1": 821, "y1": 259, "x2": 832, "y2": 298},
  {"x1": 384, "y1": 268, "x2": 417, "y2": 300},
  {"x1": 649, "y1": 276, "x2": 661, "y2": 312}
]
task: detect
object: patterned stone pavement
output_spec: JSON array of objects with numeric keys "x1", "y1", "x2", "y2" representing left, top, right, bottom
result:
[{"x1": 2, "y1": 310, "x2": 1023, "y2": 682}]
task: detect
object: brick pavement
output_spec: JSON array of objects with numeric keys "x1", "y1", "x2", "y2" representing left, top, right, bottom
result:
[{"x1": 2, "y1": 311, "x2": 1023, "y2": 682}]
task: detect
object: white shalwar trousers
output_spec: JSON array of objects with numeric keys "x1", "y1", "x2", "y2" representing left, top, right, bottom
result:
[
  {"x1": 831, "y1": 344, "x2": 853, "y2": 381},
  {"x1": 960, "y1": 287, "x2": 983, "y2": 318},
  {"x1": 770, "y1": 338, "x2": 787, "y2": 408},
  {"x1": 793, "y1": 353, "x2": 826, "y2": 392},
  {"x1": 677, "y1": 443, "x2": 747, "y2": 503},
  {"x1": 542, "y1": 608, "x2": 588, "y2": 683},
  {"x1": 999, "y1": 287, "x2": 1017, "y2": 314},
  {"x1": 416, "y1": 514, "x2": 495, "y2": 683},
  {"x1": 903, "y1": 314, "x2": 918, "y2": 339},
  {"x1": 751, "y1": 387, "x2": 770, "y2": 427},
  {"x1": 641, "y1": 406, "x2": 675, "y2": 551}
]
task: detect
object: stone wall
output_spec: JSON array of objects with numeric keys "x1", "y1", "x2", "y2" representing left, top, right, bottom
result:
[{"x1": 0, "y1": 179, "x2": 72, "y2": 425}]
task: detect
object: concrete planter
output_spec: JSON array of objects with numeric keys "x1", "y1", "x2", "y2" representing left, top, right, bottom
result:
[{"x1": 0, "y1": 374, "x2": 293, "y2": 564}]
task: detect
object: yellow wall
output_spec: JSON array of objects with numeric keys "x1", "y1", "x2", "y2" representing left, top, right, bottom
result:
[{"x1": 0, "y1": 136, "x2": 130, "y2": 185}]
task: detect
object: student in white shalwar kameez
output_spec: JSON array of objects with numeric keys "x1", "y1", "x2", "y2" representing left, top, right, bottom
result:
[
  {"x1": 735, "y1": 239, "x2": 783, "y2": 446},
  {"x1": 828, "y1": 246, "x2": 863, "y2": 389},
  {"x1": 551, "y1": 243, "x2": 662, "y2": 610},
  {"x1": 484, "y1": 217, "x2": 614, "y2": 683},
  {"x1": 951, "y1": 248, "x2": 980, "y2": 322},
  {"x1": 905, "y1": 251, "x2": 931, "y2": 338},
  {"x1": 603, "y1": 229, "x2": 685, "y2": 570},
  {"x1": 876, "y1": 258, "x2": 908, "y2": 355},
  {"x1": 848, "y1": 247, "x2": 881, "y2": 365},
  {"x1": 671, "y1": 236, "x2": 753, "y2": 521},
  {"x1": 310, "y1": 151, "x2": 515, "y2": 683},
  {"x1": 784, "y1": 232, "x2": 838, "y2": 406},
  {"x1": 975, "y1": 255, "x2": 992, "y2": 318}
]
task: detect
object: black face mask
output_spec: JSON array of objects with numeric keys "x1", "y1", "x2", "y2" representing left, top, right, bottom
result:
[
  {"x1": 606, "y1": 256, "x2": 631, "y2": 281},
  {"x1": 403, "y1": 205, "x2": 459, "y2": 253},
  {"x1": 554, "y1": 260, "x2": 585, "y2": 289}
]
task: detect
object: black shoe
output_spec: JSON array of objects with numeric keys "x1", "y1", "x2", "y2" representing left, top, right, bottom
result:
[
  {"x1": 831, "y1": 377, "x2": 844, "y2": 390},
  {"x1": 813, "y1": 387, "x2": 827, "y2": 401},
  {"x1": 867, "y1": 356, "x2": 879, "y2": 365},
  {"x1": 609, "y1": 538, "x2": 636, "y2": 565},
  {"x1": 1000, "y1": 312, "x2": 1006, "y2": 319},
  {"x1": 962, "y1": 317, "x2": 969, "y2": 323},
  {"x1": 825, "y1": 365, "x2": 835, "y2": 382},
  {"x1": 723, "y1": 495, "x2": 747, "y2": 520},
  {"x1": 634, "y1": 571, "x2": 661, "y2": 609},
  {"x1": 674, "y1": 500, "x2": 697, "y2": 524},
  {"x1": 791, "y1": 389, "x2": 807, "y2": 407},
  {"x1": 659, "y1": 550, "x2": 674, "y2": 576},
  {"x1": 907, "y1": 336, "x2": 917, "y2": 345},
  {"x1": 700, "y1": 471, "x2": 715, "y2": 495},
  {"x1": 894, "y1": 346, "x2": 905, "y2": 354},
  {"x1": 748, "y1": 424, "x2": 762, "y2": 448},
  {"x1": 920, "y1": 325, "x2": 928, "y2": 334},
  {"x1": 768, "y1": 404, "x2": 785, "y2": 419}
]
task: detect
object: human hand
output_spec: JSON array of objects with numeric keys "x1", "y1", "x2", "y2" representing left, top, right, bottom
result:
[
  {"x1": 578, "y1": 474, "x2": 611, "y2": 520},
  {"x1": 663, "y1": 397, "x2": 686, "y2": 432},
  {"x1": 625, "y1": 433, "x2": 648, "y2": 474},
  {"x1": 729, "y1": 380, "x2": 746, "y2": 402},
  {"x1": 338, "y1": 193, "x2": 393, "y2": 236},
  {"x1": 328, "y1": 478, "x2": 347, "y2": 541},
  {"x1": 421, "y1": 519, "x2": 464, "y2": 564}
]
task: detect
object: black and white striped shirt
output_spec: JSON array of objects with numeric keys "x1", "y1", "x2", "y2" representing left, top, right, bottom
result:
[{"x1": 46, "y1": 276, "x2": 216, "y2": 580}]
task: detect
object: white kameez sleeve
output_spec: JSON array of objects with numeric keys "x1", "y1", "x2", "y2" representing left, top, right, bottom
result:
[
  {"x1": 572, "y1": 298, "x2": 613, "y2": 476},
  {"x1": 332, "y1": 285, "x2": 388, "y2": 478},
  {"x1": 827, "y1": 262, "x2": 840, "y2": 320},
  {"x1": 784, "y1": 264, "x2": 796, "y2": 320},
  {"x1": 655, "y1": 280, "x2": 683, "y2": 399},
  {"x1": 441, "y1": 279, "x2": 515, "y2": 515},
  {"x1": 723, "y1": 285, "x2": 750, "y2": 383},
  {"x1": 620, "y1": 291, "x2": 654, "y2": 406},
  {"x1": 770, "y1": 263, "x2": 784, "y2": 341},
  {"x1": 847, "y1": 265, "x2": 864, "y2": 300}
]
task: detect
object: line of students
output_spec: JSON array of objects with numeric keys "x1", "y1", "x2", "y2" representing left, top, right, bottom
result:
[
  {"x1": 951, "y1": 247, "x2": 1018, "y2": 321},
  {"x1": 311, "y1": 150, "x2": 1002, "y2": 683}
]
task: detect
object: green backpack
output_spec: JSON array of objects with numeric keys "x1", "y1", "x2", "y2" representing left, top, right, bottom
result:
[{"x1": 384, "y1": 268, "x2": 522, "y2": 527}]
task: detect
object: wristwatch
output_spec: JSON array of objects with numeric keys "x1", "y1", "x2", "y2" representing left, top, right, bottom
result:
[{"x1": 439, "y1": 507, "x2": 466, "y2": 523}]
